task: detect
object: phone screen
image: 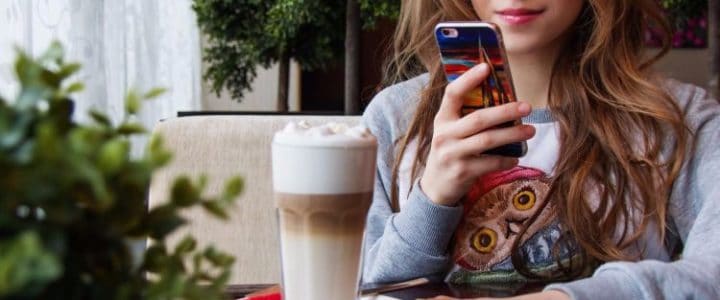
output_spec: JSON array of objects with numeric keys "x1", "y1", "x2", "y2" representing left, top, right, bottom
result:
[{"x1": 435, "y1": 23, "x2": 516, "y2": 116}]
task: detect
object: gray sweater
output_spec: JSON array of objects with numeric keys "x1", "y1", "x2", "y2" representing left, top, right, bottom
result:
[{"x1": 360, "y1": 74, "x2": 720, "y2": 299}]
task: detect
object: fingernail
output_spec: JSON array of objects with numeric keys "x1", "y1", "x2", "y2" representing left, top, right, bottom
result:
[
  {"x1": 518, "y1": 102, "x2": 531, "y2": 114},
  {"x1": 476, "y1": 63, "x2": 489, "y2": 73},
  {"x1": 525, "y1": 125, "x2": 536, "y2": 136}
]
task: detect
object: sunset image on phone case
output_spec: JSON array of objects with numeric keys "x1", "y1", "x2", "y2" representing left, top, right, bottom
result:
[{"x1": 436, "y1": 26, "x2": 515, "y2": 116}]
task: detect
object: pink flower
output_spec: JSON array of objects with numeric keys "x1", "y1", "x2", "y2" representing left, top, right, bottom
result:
[
  {"x1": 699, "y1": 18, "x2": 707, "y2": 29},
  {"x1": 694, "y1": 38, "x2": 705, "y2": 47},
  {"x1": 685, "y1": 31, "x2": 695, "y2": 40}
]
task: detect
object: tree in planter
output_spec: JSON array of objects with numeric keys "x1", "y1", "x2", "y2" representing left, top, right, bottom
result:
[
  {"x1": 0, "y1": 42, "x2": 242, "y2": 299},
  {"x1": 193, "y1": 0, "x2": 399, "y2": 113},
  {"x1": 346, "y1": 0, "x2": 401, "y2": 114}
]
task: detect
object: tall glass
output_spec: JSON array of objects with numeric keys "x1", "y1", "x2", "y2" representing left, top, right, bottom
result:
[{"x1": 271, "y1": 123, "x2": 377, "y2": 300}]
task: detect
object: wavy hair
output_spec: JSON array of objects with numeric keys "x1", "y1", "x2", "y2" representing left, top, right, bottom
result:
[{"x1": 384, "y1": 0, "x2": 689, "y2": 279}]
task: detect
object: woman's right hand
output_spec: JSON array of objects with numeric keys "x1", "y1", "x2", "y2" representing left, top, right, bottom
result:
[{"x1": 419, "y1": 63, "x2": 535, "y2": 207}]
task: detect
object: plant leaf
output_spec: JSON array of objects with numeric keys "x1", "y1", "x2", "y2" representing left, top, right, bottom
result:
[
  {"x1": 117, "y1": 122, "x2": 147, "y2": 135},
  {"x1": 97, "y1": 138, "x2": 130, "y2": 175},
  {"x1": 221, "y1": 176, "x2": 244, "y2": 203},
  {"x1": 170, "y1": 176, "x2": 200, "y2": 207},
  {"x1": 0, "y1": 232, "x2": 62, "y2": 297},
  {"x1": 201, "y1": 201, "x2": 229, "y2": 220},
  {"x1": 174, "y1": 236, "x2": 197, "y2": 255},
  {"x1": 143, "y1": 87, "x2": 167, "y2": 100},
  {"x1": 89, "y1": 109, "x2": 112, "y2": 127},
  {"x1": 125, "y1": 90, "x2": 140, "y2": 114},
  {"x1": 58, "y1": 63, "x2": 81, "y2": 78},
  {"x1": 64, "y1": 82, "x2": 84, "y2": 94}
]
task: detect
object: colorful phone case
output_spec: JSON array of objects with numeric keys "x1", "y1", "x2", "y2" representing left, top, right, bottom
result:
[{"x1": 435, "y1": 22, "x2": 527, "y2": 157}]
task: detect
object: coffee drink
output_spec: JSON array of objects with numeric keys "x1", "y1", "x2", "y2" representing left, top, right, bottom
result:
[{"x1": 272, "y1": 121, "x2": 377, "y2": 300}]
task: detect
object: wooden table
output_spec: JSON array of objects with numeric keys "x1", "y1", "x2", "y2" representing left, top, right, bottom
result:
[{"x1": 226, "y1": 282, "x2": 545, "y2": 299}]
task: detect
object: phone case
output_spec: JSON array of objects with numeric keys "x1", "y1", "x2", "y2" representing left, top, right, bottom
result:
[{"x1": 435, "y1": 22, "x2": 527, "y2": 157}]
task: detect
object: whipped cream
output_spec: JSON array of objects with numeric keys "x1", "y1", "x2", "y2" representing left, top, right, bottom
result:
[{"x1": 273, "y1": 121, "x2": 376, "y2": 147}]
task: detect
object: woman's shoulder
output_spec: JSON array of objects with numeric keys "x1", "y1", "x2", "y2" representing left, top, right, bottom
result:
[
  {"x1": 362, "y1": 73, "x2": 430, "y2": 138},
  {"x1": 662, "y1": 78, "x2": 719, "y2": 129},
  {"x1": 663, "y1": 78, "x2": 717, "y2": 112}
]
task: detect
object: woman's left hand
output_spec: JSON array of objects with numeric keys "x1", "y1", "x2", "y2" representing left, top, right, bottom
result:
[{"x1": 424, "y1": 290, "x2": 570, "y2": 300}]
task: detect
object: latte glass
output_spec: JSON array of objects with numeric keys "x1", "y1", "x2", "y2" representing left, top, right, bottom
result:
[{"x1": 271, "y1": 122, "x2": 377, "y2": 300}]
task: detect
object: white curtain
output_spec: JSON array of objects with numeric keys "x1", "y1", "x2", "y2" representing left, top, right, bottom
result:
[{"x1": 0, "y1": 0, "x2": 202, "y2": 154}]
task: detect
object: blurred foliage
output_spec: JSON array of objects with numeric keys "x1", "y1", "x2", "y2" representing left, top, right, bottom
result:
[
  {"x1": 660, "y1": 0, "x2": 707, "y2": 22},
  {"x1": 0, "y1": 42, "x2": 244, "y2": 299},
  {"x1": 652, "y1": 0, "x2": 709, "y2": 48},
  {"x1": 192, "y1": 0, "x2": 400, "y2": 101}
]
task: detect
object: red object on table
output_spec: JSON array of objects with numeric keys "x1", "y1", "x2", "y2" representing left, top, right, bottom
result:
[{"x1": 240, "y1": 285, "x2": 282, "y2": 300}]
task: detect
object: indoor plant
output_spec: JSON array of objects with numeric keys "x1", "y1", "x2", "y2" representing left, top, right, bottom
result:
[{"x1": 0, "y1": 42, "x2": 243, "y2": 299}]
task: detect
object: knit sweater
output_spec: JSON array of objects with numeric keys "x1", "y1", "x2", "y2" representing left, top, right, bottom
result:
[{"x1": 360, "y1": 73, "x2": 720, "y2": 299}]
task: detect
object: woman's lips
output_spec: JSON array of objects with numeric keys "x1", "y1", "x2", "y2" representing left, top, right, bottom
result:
[{"x1": 495, "y1": 8, "x2": 545, "y2": 25}]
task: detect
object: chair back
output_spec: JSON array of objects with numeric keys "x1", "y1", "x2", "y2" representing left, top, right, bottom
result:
[{"x1": 148, "y1": 115, "x2": 361, "y2": 284}]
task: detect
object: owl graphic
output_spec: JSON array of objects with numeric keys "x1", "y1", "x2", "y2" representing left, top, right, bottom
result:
[{"x1": 452, "y1": 166, "x2": 556, "y2": 272}]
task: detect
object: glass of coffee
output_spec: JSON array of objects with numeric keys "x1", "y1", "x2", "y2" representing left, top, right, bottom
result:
[{"x1": 271, "y1": 121, "x2": 377, "y2": 300}]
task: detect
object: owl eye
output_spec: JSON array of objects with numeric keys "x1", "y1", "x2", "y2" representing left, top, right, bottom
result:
[
  {"x1": 513, "y1": 189, "x2": 536, "y2": 211},
  {"x1": 471, "y1": 227, "x2": 497, "y2": 254}
]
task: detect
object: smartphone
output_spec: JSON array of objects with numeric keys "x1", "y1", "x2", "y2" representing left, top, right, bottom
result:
[{"x1": 434, "y1": 22, "x2": 527, "y2": 157}]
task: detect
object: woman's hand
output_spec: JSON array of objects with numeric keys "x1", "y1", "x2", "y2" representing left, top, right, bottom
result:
[
  {"x1": 420, "y1": 63, "x2": 535, "y2": 207},
  {"x1": 424, "y1": 290, "x2": 571, "y2": 300}
]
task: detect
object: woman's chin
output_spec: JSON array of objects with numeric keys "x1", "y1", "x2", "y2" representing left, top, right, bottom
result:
[{"x1": 503, "y1": 41, "x2": 541, "y2": 56}]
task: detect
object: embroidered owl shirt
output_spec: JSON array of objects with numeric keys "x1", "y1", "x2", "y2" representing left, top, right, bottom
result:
[{"x1": 398, "y1": 111, "x2": 583, "y2": 283}]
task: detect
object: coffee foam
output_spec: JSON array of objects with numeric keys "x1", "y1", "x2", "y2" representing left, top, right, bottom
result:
[
  {"x1": 272, "y1": 121, "x2": 377, "y2": 195},
  {"x1": 273, "y1": 121, "x2": 376, "y2": 148}
]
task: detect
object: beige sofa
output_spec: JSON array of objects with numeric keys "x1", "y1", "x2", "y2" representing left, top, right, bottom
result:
[{"x1": 148, "y1": 115, "x2": 361, "y2": 285}]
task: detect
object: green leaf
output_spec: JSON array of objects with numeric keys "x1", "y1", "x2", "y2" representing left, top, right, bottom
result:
[
  {"x1": 203, "y1": 246, "x2": 235, "y2": 268},
  {"x1": 221, "y1": 176, "x2": 244, "y2": 203},
  {"x1": 146, "y1": 206, "x2": 187, "y2": 239},
  {"x1": 146, "y1": 134, "x2": 173, "y2": 167},
  {"x1": 197, "y1": 174, "x2": 208, "y2": 191},
  {"x1": 65, "y1": 82, "x2": 84, "y2": 94},
  {"x1": 201, "y1": 201, "x2": 229, "y2": 220},
  {"x1": 143, "y1": 87, "x2": 167, "y2": 100},
  {"x1": 58, "y1": 63, "x2": 81, "y2": 78},
  {"x1": 170, "y1": 176, "x2": 201, "y2": 207},
  {"x1": 39, "y1": 41, "x2": 64, "y2": 63},
  {"x1": 125, "y1": 90, "x2": 140, "y2": 114},
  {"x1": 143, "y1": 244, "x2": 168, "y2": 273},
  {"x1": 69, "y1": 156, "x2": 114, "y2": 210},
  {"x1": 0, "y1": 232, "x2": 62, "y2": 297},
  {"x1": 89, "y1": 109, "x2": 112, "y2": 127},
  {"x1": 117, "y1": 122, "x2": 147, "y2": 135},
  {"x1": 97, "y1": 138, "x2": 130, "y2": 175},
  {"x1": 174, "y1": 236, "x2": 197, "y2": 255}
]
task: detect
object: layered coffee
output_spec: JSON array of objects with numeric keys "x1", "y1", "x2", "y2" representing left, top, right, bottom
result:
[{"x1": 272, "y1": 121, "x2": 377, "y2": 300}]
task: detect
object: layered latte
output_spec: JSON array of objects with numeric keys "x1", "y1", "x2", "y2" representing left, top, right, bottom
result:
[{"x1": 272, "y1": 121, "x2": 377, "y2": 300}]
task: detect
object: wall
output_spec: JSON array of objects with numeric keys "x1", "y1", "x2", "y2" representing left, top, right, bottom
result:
[
  {"x1": 654, "y1": 48, "x2": 714, "y2": 90},
  {"x1": 202, "y1": 61, "x2": 302, "y2": 111}
]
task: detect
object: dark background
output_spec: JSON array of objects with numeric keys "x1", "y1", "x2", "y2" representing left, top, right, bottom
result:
[{"x1": 301, "y1": 19, "x2": 396, "y2": 113}]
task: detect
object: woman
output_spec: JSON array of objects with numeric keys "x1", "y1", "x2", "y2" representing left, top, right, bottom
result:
[{"x1": 361, "y1": 0, "x2": 720, "y2": 299}]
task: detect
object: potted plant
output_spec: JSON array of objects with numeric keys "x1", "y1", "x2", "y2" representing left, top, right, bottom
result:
[{"x1": 0, "y1": 42, "x2": 243, "y2": 299}]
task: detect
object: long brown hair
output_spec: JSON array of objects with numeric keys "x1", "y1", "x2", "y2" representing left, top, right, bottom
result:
[{"x1": 385, "y1": 0, "x2": 689, "y2": 279}]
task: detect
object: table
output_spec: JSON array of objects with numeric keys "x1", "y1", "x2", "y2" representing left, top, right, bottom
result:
[
  {"x1": 226, "y1": 282, "x2": 546, "y2": 299},
  {"x1": 380, "y1": 282, "x2": 545, "y2": 299}
]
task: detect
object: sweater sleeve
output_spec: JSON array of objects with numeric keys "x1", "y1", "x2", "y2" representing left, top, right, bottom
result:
[
  {"x1": 545, "y1": 83, "x2": 720, "y2": 299},
  {"x1": 360, "y1": 86, "x2": 464, "y2": 284}
]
